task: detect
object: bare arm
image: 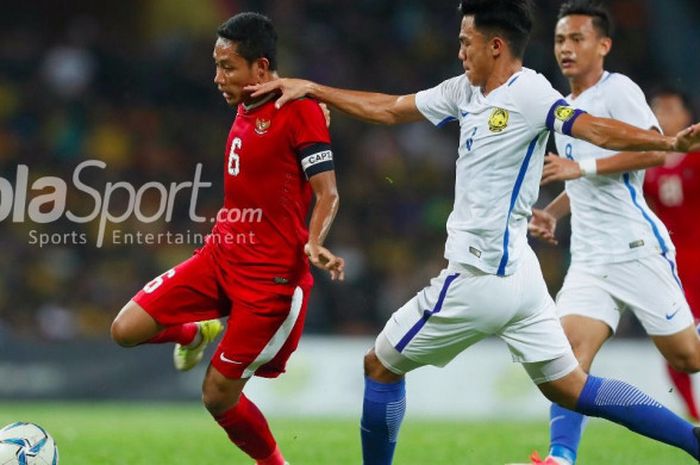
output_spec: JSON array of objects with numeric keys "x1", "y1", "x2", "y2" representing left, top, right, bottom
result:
[
  {"x1": 247, "y1": 79, "x2": 424, "y2": 125},
  {"x1": 541, "y1": 151, "x2": 665, "y2": 185},
  {"x1": 571, "y1": 114, "x2": 700, "y2": 152},
  {"x1": 306, "y1": 170, "x2": 344, "y2": 281},
  {"x1": 528, "y1": 191, "x2": 570, "y2": 246}
]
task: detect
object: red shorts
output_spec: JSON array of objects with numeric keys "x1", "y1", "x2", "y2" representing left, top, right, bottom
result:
[{"x1": 132, "y1": 244, "x2": 313, "y2": 380}]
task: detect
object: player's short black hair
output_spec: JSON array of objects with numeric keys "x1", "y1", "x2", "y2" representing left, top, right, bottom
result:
[
  {"x1": 649, "y1": 85, "x2": 695, "y2": 115},
  {"x1": 459, "y1": 0, "x2": 534, "y2": 59},
  {"x1": 558, "y1": 0, "x2": 614, "y2": 38},
  {"x1": 217, "y1": 12, "x2": 278, "y2": 70}
]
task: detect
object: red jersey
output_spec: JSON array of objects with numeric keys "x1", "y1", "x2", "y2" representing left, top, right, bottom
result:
[
  {"x1": 208, "y1": 96, "x2": 333, "y2": 281},
  {"x1": 644, "y1": 153, "x2": 700, "y2": 313},
  {"x1": 644, "y1": 153, "x2": 700, "y2": 250}
]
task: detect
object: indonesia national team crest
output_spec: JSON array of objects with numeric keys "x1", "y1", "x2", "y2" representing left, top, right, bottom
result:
[
  {"x1": 255, "y1": 118, "x2": 271, "y2": 135},
  {"x1": 488, "y1": 108, "x2": 509, "y2": 132}
]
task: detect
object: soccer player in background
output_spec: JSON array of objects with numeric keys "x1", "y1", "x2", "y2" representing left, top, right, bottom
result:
[
  {"x1": 645, "y1": 86, "x2": 700, "y2": 422},
  {"x1": 525, "y1": 2, "x2": 700, "y2": 464},
  {"x1": 110, "y1": 13, "x2": 344, "y2": 465},
  {"x1": 248, "y1": 1, "x2": 700, "y2": 464}
]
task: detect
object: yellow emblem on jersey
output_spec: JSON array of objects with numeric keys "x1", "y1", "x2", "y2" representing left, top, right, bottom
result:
[
  {"x1": 488, "y1": 108, "x2": 509, "y2": 132},
  {"x1": 555, "y1": 106, "x2": 575, "y2": 122},
  {"x1": 255, "y1": 118, "x2": 271, "y2": 135}
]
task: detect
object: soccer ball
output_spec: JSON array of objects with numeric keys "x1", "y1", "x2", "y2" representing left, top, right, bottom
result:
[{"x1": 0, "y1": 422, "x2": 58, "y2": 465}]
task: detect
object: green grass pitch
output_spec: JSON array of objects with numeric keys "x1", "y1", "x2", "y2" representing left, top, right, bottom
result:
[{"x1": 0, "y1": 402, "x2": 695, "y2": 464}]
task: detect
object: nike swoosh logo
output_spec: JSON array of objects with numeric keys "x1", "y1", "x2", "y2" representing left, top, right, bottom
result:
[
  {"x1": 666, "y1": 309, "x2": 680, "y2": 320},
  {"x1": 219, "y1": 353, "x2": 244, "y2": 364},
  {"x1": 550, "y1": 415, "x2": 565, "y2": 426},
  {"x1": 461, "y1": 111, "x2": 469, "y2": 117}
]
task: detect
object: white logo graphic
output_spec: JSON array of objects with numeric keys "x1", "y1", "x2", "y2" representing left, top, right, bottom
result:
[{"x1": 219, "y1": 353, "x2": 244, "y2": 364}]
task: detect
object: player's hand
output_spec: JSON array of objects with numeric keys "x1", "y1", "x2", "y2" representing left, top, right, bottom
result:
[
  {"x1": 305, "y1": 242, "x2": 345, "y2": 281},
  {"x1": 673, "y1": 123, "x2": 700, "y2": 152},
  {"x1": 541, "y1": 153, "x2": 582, "y2": 185},
  {"x1": 528, "y1": 209, "x2": 558, "y2": 245},
  {"x1": 319, "y1": 103, "x2": 331, "y2": 128},
  {"x1": 245, "y1": 78, "x2": 313, "y2": 109}
]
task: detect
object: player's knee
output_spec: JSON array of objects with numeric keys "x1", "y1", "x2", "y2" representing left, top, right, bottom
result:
[
  {"x1": 201, "y1": 375, "x2": 242, "y2": 416},
  {"x1": 363, "y1": 350, "x2": 401, "y2": 383},
  {"x1": 667, "y1": 352, "x2": 700, "y2": 374},
  {"x1": 110, "y1": 317, "x2": 139, "y2": 347}
]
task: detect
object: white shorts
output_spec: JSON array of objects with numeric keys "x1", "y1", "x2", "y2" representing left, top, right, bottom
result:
[
  {"x1": 376, "y1": 248, "x2": 573, "y2": 372},
  {"x1": 557, "y1": 252, "x2": 693, "y2": 336}
]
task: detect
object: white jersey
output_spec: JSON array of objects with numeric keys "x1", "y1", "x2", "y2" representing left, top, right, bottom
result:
[
  {"x1": 416, "y1": 68, "x2": 583, "y2": 276},
  {"x1": 554, "y1": 71, "x2": 672, "y2": 265}
]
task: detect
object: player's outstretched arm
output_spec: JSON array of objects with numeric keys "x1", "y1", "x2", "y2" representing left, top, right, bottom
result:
[
  {"x1": 528, "y1": 191, "x2": 570, "y2": 246},
  {"x1": 306, "y1": 171, "x2": 344, "y2": 281},
  {"x1": 571, "y1": 114, "x2": 700, "y2": 153},
  {"x1": 247, "y1": 79, "x2": 424, "y2": 125},
  {"x1": 541, "y1": 151, "x2": 665, "y2": 185}
]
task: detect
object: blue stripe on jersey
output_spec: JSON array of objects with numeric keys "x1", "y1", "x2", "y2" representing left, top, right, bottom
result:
[
  {"x1": 437, "y1": 116, "x2": 457, "y2": 128},
  {"x1": 622, "y1": 173, "x2": 683, "y2": 288},
  {"x1": 623, "y1": 173, "x2": 668, "y2": 253},
  {"x1": 394, "y1": 272, "x2": 460, "y2": 353},
  {"x1": 507, "y1": 75, "x2": 520, "y2": 86},
  {"x1": 545, "y1": 99, "x2": 568, "y2": 131},
  {"x1": 496, "y1": 135, "x2": 539, "y2": 276}
]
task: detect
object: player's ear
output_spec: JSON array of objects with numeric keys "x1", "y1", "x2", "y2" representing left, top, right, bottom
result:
[
  {"x1": 599, "y1": 37, "x2": 612, "y2": 58},
  {"x1": 490, "y1": 36, "x2": 505, "y2": 57},
  {"x1": 255, "y1": 57, "x2": 271, "y2": 79}
]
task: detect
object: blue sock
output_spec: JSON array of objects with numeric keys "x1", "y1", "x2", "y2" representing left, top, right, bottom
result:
[
  {"x1": 360, "y1": 377, "x2": 406, "y2": 465},
  {"x1": 575, "y1": 375, "x2": 699, "y2": 459},
  {"x1": 549, "y1": 403, "x2": 587, "y2": 464}
]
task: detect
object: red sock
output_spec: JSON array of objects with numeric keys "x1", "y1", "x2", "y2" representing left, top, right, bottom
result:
[
  {"x1": 214, "y1": 394, "x2": 282, "y2": 463},
  {"x1": 667, "y1": 362, "x2": 700, "y2": 421},
  {"x1": 145, "y1": 323, "x2": 198, "y2": 345}
]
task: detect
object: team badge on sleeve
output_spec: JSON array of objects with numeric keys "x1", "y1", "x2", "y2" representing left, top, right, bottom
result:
[
  {"x1": 546, "y1": 99, "x2": 585, "y2": 136},
  {"x1": 488, "y1": 108, "x2": 509, "y2": 132}
]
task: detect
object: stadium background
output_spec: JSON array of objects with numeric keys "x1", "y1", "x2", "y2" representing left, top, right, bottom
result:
[{"x1": 1, "y1": 0, "x2": 699, "y2": 407}]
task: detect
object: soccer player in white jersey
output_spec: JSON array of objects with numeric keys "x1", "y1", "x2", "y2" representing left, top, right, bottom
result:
[
  {"x1": 248, "y1": 0, "x2": 700, "y2": 463},
  {"x1": 526, "y1": 2, "x2": 700, "y2": 464}
]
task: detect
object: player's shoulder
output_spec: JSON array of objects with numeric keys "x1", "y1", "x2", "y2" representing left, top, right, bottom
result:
[
  {"x1": 600, "y1": 72, "x2": 644, "y2": 96},
  {"x1": 283, "y1": 97, "x2": 323, "y2": 114},
  {"x1": 507, "y1": 68, "x2": 556, "y2": 97}
]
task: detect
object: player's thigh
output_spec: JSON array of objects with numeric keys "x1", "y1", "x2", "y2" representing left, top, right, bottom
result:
[
  {"x1": 560, "y1": 315, "x2": 612, "y2": 371},
  {"x1": 609, "y1": 253, "x2": 693, "y2": 337},
  {"x1": 556, "y1": 264, "x2": 622, "y2": 334},
  {"x1": 499, "y1": 249, "x2": 573, "y2": 366},
  {"x1": 131, "y1": 246, "x2": 227, "y2": 327},
  {"x1": 375, "y1": 264, "x2": 524, "y2": 374},
  {"x1": 212, "y1": 279, "x2": 310, "y2": 380}
]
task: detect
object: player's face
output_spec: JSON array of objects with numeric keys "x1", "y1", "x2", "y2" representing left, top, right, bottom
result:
[
  {"x1": 213, "y1": 38, "x2": 258, "y2": 107},
  {"x1": 651, "y1": 95, "x2": 692, "y2": 136},
  {"x1": 554, "y1": 15, "x2": 610, "y2": 79},
  {"x1": 458, "y1": 15, "x2": 492, "y2": 87}
]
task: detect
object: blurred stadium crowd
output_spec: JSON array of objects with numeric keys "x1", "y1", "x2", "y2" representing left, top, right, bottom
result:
[{"x1": 1, "y1": 0, "x2": 698, "y2": 340}]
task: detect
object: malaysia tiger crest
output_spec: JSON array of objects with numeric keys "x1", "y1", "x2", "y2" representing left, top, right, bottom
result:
[{"x1": 488, "y1": 108, "x2": 509, "y2": 132}]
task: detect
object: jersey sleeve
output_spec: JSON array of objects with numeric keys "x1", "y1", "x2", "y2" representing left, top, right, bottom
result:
[
  {"x1": 288, "y1": 99, "x2": 334, "y2": 179},
  {"x1": 511, "y1": 73, "x2": 585, "y2": 136},
  {"x1": 415, "y1": 75, "x2": 469, "y2": 127},
  {"x1": 605, "y1": 74, "x2": 660, "y2": 131}
]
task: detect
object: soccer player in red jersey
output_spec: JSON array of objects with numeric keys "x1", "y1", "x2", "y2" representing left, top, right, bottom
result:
[
  {"x1": 110, "y1": 13, "x2": 344, "y2": 465},
  {"x1": 645, "y1": 87, "x2": 700, "y2": 421}
]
